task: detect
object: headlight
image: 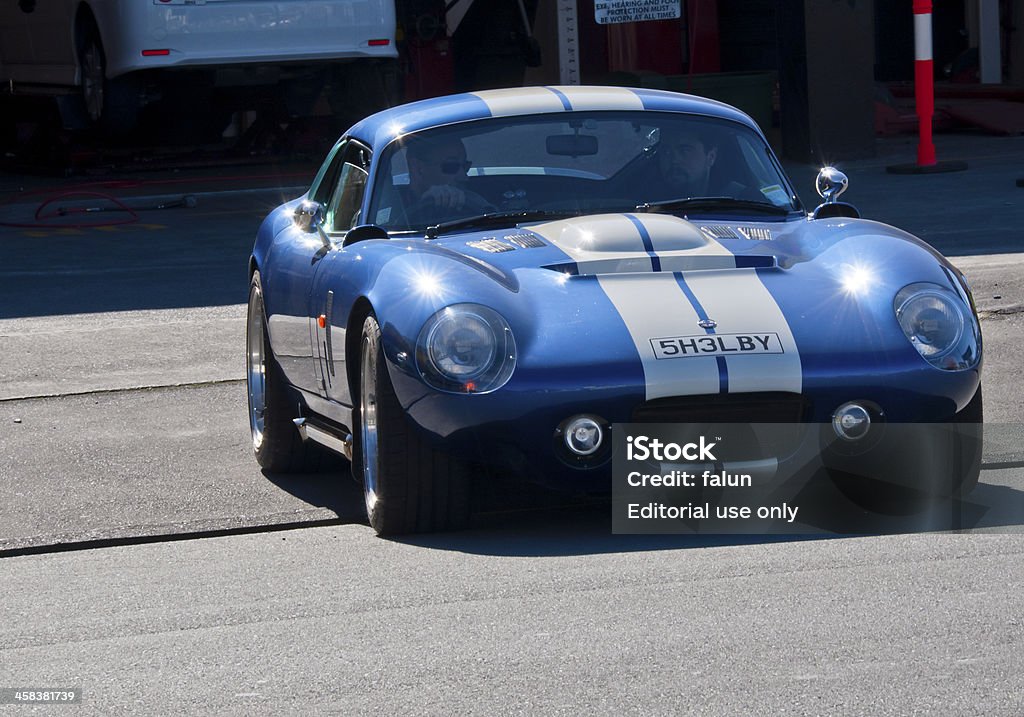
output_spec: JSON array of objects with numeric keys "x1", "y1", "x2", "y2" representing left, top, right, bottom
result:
[
  {"x1": 894, "y1": 282, "x2": 980, "y2": 370},
  {"x1": 416, "y1": 304, "x2": 516, "y2": 393}
]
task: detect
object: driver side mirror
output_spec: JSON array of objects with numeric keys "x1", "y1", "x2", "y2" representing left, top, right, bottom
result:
[{"x1": 293, "y1": 200, "x2": 325, "y2": 233}]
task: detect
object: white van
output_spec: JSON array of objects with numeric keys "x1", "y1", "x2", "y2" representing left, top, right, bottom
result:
[{"x1": 0, "y1": 0, "x2": 397, "y2": 133}]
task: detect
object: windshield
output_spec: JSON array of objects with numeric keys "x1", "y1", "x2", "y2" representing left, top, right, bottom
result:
[{"x1": 367, "y1": 111, "x2": 800, "y2": 234}]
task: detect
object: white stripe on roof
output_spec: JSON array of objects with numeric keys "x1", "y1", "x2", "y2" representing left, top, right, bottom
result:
[
  {"x1": 554, "y1": 86, "x2": 645, "y2": 111},
  {"x1": 471, "y1": 88, "x2": 567, "y2": 117}
]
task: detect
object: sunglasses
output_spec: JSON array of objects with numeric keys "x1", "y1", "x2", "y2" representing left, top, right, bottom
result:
[{"x1": 440, "y1": 159, "x2": 472, "y2": 175}]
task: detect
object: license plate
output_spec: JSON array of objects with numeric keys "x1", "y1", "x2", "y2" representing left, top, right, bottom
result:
[{"x1": 650, "y1": 333, "x2": 783, "y2": 359}]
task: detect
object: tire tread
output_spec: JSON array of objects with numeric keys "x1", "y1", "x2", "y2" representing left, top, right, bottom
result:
[{"x1": 360, "y1": 315, "x2": 470, "y2": 535}]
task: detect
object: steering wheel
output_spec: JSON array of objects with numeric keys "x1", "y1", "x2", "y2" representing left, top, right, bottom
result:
[{"x1": 407, "y1": 191, "x2": 495, "y2": 226}]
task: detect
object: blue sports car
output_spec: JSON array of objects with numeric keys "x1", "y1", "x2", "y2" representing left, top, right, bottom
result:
[{"x1": 246, "y1": 86, "x2": 983, "y2": 535}]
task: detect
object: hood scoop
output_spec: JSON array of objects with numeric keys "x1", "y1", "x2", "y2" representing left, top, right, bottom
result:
[{"x1": 529, "y1": 213, "x2": 777, "y2": 276}]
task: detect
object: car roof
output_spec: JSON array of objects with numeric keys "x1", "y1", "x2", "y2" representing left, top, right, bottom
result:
[{"x1": 346, "y1": 85, "x2": 762, "y2": 149}]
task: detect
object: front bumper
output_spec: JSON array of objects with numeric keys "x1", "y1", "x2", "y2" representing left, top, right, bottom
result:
[{"x1": 389, "y1": 357, "x2": 982, "y2": 492}]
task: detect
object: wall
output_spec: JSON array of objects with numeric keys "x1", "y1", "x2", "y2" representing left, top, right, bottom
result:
[{"x1": 779, "y1": 0, "x2": 875, "y2": 163}]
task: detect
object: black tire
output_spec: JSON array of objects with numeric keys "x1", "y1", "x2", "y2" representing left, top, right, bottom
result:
[
  {"x1": 829, "y1": 384, "x2": 984, "y2": 511},
  {"x1": 79, "y1": 25, "x2": 140, "y2": 136},
  {"x1": 356, "y1": 314, "x2": 470, "y2": 535},
  {"x1": 246, "y1": 271, "x2": 325, "y2": 473},
  {"x1": 950, "y1": 383, "x2": 983, "y2": 497}
]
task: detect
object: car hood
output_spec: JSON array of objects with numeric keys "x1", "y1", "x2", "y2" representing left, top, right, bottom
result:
[
  {"x1": 432, "y1": 211, "x2": 948, "y2": 277},
  {"x1": 419, "y1": 211, "x2": 970, "y2": 399},
  {"x1": 371, "y1": 211, "x2": 977, "y2": 418}
]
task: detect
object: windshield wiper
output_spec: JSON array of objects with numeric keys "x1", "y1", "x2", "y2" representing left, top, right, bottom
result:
[
  {"x1": 425, "y1": 210, "x2": 578, "y2": 239},
  {"x1": 636, "y1": 196, "x2": 792, "y2": 216}
]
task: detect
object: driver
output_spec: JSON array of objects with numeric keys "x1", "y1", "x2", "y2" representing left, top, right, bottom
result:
[{"x1": 404, "y1": 135, "x2": 489, "y2": 215}]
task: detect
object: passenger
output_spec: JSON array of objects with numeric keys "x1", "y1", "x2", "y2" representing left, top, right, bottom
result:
[{"x1": 653, "y1": 128, "x2": 718, "y2": 199}]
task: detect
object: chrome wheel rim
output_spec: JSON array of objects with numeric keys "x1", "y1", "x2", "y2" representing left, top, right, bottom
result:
[
  {"x1": 360, "y1": 334, "x2": 379, "y2": 515},
  {"x1": 81, "y1": 43, "x2": 104, "y2": 122},
  {"x1": 246, "y1": 285, "x2": 267, "y2": 450}
]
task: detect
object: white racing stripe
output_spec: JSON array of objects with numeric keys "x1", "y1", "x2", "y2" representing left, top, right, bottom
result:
[
  {"x1": 633, "y1": 214, "x2": 738, "y2": 272},
  {"x1": 597, "y1": 274, "x2": 721, "y2": 400},
  {"x1": 684, "y1": 270, "x2": 802, "y2": 393},
  {"x1": 530, "y1": 213, "x2": 737, "y2": 275},
  {"x1": 472, "y1": 87, "x2": 567, "y2": 116},
  {"x1": 553, "y1": 86, "x2": 645, "y2": 111},
  {"x1": 471, "y1": 86, "x2": 645, "y2": 117},
  {"x1": 529, "y1": 214, "x2": 655, "y2": 274},
  {"x1": 533, "y1": 213, "x2": 800, "y2": 397}
]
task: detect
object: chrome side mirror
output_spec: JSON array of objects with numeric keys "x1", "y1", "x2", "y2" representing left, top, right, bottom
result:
[
  {"x1": 293, "y1": 200, "x2": 325, "y2": 233},
  {"x1": 815, "y1": 167, "x2": 849, "y2": 204}
]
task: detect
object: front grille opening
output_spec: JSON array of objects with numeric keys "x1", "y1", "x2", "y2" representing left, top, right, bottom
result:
[
  {"x1": 632, "y1": 392, "x2": 809, "y2": 424},
  {"x1": 630, "y1": 393, "x2": 810, "y2": 462}
]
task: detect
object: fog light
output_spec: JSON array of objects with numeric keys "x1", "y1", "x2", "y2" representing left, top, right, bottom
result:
[
  {"x1": 833, "y1": 402, "x2": 871, "y2": 441},
  {"x1": 564, "y1": 416, "x2": 603, "y2": 456}
]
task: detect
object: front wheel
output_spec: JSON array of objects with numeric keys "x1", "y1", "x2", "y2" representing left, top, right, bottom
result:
[
  {"x1": 357, "y1": 314, "x2": 470, "y2": 535},
  {"x1": 949, "y1": 384, "x2": 983, "y2": 497},
  {"x1": 828, "y1": 384, "x2": 984, "y2": 511}
]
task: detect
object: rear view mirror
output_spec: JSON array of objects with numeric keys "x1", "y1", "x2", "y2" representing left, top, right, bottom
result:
[{"x1": 546, "y1": 134, "x2": 599, "y2": 157}]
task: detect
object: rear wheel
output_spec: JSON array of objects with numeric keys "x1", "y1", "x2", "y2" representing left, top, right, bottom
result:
[
  {"x1": 246, "y1": 271, "x2": 325, "y2": 473},
  {"x1": 357, "y1": 314, "x2": 470, "y2": 535}
]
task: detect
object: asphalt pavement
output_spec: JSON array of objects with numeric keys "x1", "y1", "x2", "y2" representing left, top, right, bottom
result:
[{"x1": 1, "y1": 525, "x2": 1023, "y2": 715}]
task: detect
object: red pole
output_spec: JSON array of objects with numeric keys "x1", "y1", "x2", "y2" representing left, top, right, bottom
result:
[
  {"x1": 913, "y1": 0, "x2": 936, "y2": 167},
  {"x1": 886, "y1": 2, "x2": 965, "y2": 175}
]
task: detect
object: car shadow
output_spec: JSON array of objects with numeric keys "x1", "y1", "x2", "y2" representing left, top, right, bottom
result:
[
  {"x1": 386, "y1": 464, "x2": 1024, "y2": 558},
  {"x1": 261, "y1": 455, "x2": 1024, "y2": 557},
  {"x1": 257, "y1": 426, "x2": 1024, "y2": 555},
  {"x1": 260, "y1": 461, "x2": 369, "y2": 526}
]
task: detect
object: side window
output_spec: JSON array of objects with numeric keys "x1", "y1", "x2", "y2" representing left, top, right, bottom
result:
[
  {"x1": 310, "y1": 140, "x2": 347, "y2": 206},
  {"x1": 325, "y1": 143, "x2": 371, "y2": 233}
]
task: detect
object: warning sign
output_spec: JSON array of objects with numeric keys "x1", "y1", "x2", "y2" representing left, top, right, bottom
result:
[{"x1": 594, "y1": 0, "x2": 681, "y2": 25}]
